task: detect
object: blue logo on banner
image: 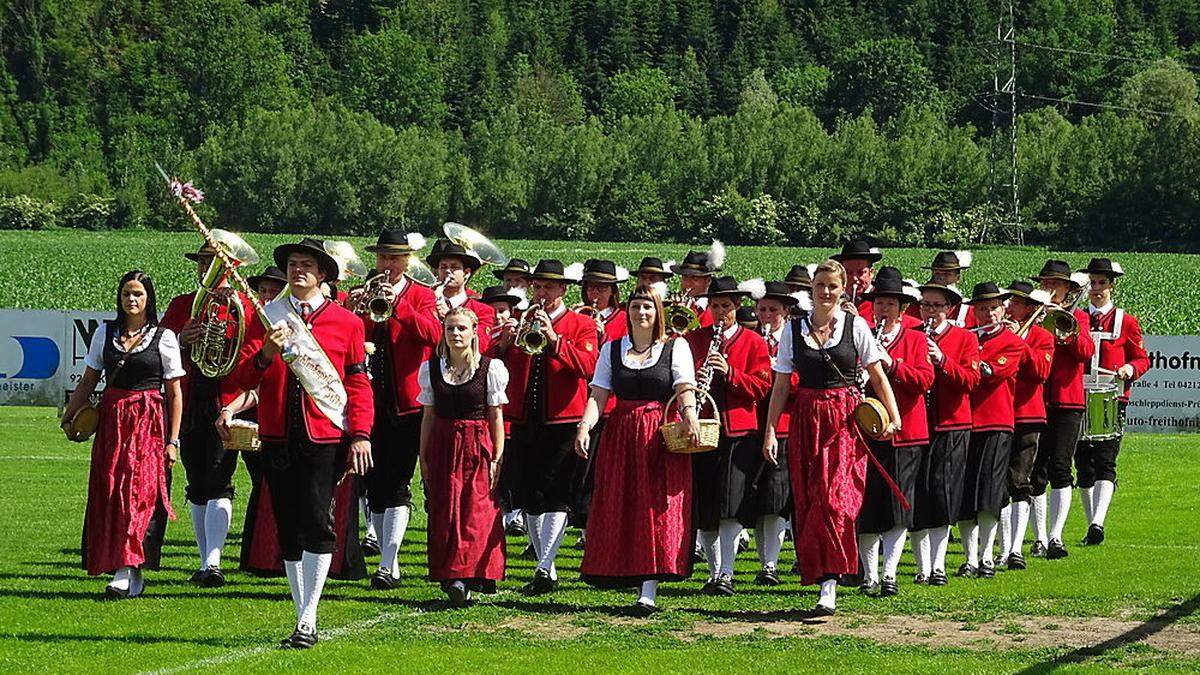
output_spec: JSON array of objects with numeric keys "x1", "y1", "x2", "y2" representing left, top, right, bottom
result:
[{"x1": 0, "y1": 336, "x2": 60, "y2": 379}]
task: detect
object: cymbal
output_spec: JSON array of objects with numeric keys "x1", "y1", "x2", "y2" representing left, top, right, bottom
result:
[{"x1": 443, "y1": 222, "x2": 508, "y2": 266}]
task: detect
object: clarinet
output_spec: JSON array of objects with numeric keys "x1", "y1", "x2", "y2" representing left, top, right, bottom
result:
[{"x1": 696, "y1": 328, "x2": 726, "y2": 398}]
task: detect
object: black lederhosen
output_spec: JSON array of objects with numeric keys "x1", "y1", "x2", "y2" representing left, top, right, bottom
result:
[
  {"x1": 568, "y1": 420, "x2": 605, "y2": 528},
  {"x1": 1031, "y1": 407, "x2": 1084, "y2": 494},
  {"x1": 692, "y1": 432, "x2": 763, "y2": 531},
  {"x1": 512, "y1": 353, "x2": 578, "y2": 515},
  {"x1": 1007, "y1": 422, "x2": 1042, "y2": 502},
  {"x1": 180, "y1": 373, "x2": 238, "y2": 505},
  {"x1": 914, "y1": 429, "x2": 969, "y2": 530},
  {"x1": 858, "y1": 439, "x2": 921, "y2": 534},
  {"x1": 367, "y1": 410, "x2": 422, "y2": 512},
  {"x1": 961, "y1": 430, "x2": 1013, "y2": 520},
  {"x1": 1074, "y1": 401, "x2": 1126, "y2": 488}
]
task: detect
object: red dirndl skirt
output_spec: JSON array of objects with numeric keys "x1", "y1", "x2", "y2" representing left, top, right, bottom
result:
[
  {"x1": 83, "y1": 387, "x2": 175, "y2": 576},
  {"x1": 425, "y1": 418, "x2": 505, "y2": 587},
  {"x1": 787, "y1": 386, "x2": 868, "y2": 586},
  {"x1": 580, "y1": 400, "x2": 693, "y2": 588}
]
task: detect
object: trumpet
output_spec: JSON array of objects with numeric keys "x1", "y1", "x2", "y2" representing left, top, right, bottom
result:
[
  {"x1": 354, "y1": 272, "x2": 396, "y2": 323},
  {"x1": 516, "y1": 300, "x2": 548, "y2": 355},
  {"x1": 665, "y1": 294, "x2": 700, "y2": 335}
]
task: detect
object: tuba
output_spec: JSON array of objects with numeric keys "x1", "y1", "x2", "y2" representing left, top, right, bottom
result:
[{"x1": 188, "y1": 229, "x2": 257, "y2": 378}]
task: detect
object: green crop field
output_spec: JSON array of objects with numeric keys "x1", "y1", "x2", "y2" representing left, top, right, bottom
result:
[
  {"x1": 0, "y1": 407, "x2": 1197, "y2": 672},
  {"x1": 1, "y1": 230, "x2": 1195, "y2": 334}
]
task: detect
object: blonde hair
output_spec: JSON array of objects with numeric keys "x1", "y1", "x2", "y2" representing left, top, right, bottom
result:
[
  {"x1": 814, "y1": 259, "x2": 847, "y2": 287},
  {"x1": 626, "y1": 283, "x2": 667, "y2": 342},
  {"x1": 437, "y1": 306, "x2": 482, "y2": 374}
]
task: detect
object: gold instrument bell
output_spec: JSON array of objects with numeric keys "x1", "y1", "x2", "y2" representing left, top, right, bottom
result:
[
  {"x1": 443, "y1": 222, "x2": 509, "y2": 267},
  {"x1": 188, "y1": 229, "x2": 259, "y2": 379}
]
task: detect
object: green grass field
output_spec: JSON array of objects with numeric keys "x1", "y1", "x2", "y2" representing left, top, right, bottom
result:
[
  {"x1": 0, "y1": 406, "x2": 1197, "y2": 673},
  {"x1": 2, "y1": 230, "x2": 1197, "y2": 334}
]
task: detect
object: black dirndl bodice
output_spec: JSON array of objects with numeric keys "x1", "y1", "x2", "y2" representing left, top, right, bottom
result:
[
  {"x1": 431, "y1": 356, "x2": 491, "y2": 420},
  {"x1": 792, "y1": 315, "x2": 857, "y2": 390},
  {"x1": 102, "y1": 323, "x2": 165, "y2": 391},
  {"x1": 611, "y1": 338, "x2": 676, "y2": 403}
]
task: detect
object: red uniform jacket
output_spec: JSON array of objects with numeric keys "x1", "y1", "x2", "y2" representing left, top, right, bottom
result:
[
  {"x1": 1087, "y1": 306, "x2": 1150, "y2": 402},
  {"x1": 686, "y1": 325, "x2": 772, "y2": 437},
  {"x1": 929, "y1": 324, "x2": 981, "y2": 431},
  {"x1": 878, "y1": 327, "x2": 935, "y2": 447},
  {"x1": 865, "y1": 304, "x2": 923, "y2": 330},
  {"x1": 602, "y1": 308, "x2": 628, "y2": 342},
  {"x1": 1014, "y1": 325, "x2": 1054, "y2": 425},
  {"x1": 905, "y1": 302, "x2": 977, "y2": 328},
  {"x1": 1046, "y1": 308, "x2": 1095, "y2": 410},
  {"x1": 161, "y1": 291, "x2": 256, "y2": 409},
  {"x1": 233, "y1": 299, "x2": 374, "y2": 444},
  {"x1": 971, "y1": 328, "x2": 1024, "y2": 432},
  {"x1": 500, "y1": 308, "x2": 599, "y2": 425},
  {"x1": 763, "y1": 330, "x2": 797, "y2": 439},
  {"x1": 364, "y1": 280, "x2": 442, "y2": 417}
]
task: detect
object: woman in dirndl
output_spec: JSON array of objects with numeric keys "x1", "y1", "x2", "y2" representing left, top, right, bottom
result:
[
  {"x1": 62, "y1": 270, "x2": 184, "y2": 599},
  {"x1": 762, "y1": 260, "x2": 901, "y2": 616},
  {"x1": 574, "y1": 283, "x2": 701, "y2": 615},
  {"x1": 418, "y1": 306, "x2": 510, "y2": 607}
]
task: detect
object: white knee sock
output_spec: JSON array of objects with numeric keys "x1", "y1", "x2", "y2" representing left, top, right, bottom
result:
[
  {"x1": 129, "y1": 567, "x2": 144, "y2": 597},
  {"x1": 370, "y1": 511, "x2": 385, "y2": 546},
  {"x1": 930, "y1": 526, "x2": 950, "y2": 572},
  {"x1": 979, "y1": 513, "x2": 999, "y2": 565},
  {"x1": 1032, "y1": 493, "x2": 1048, "y2": 546},
  {"x1": 638, "y1": 580, "x2": 658, "y2": 606},
  {"x1": 1049, "y1": 487, "x2": 1072, "y2": 541},
  {"x1": 111, "y1": 566, "x2": 133, "y2": 591},
  {"x1": 189, "y1": 503, "x2": 207, "y2": 569},
  {"x1": 380, "y1": 506, "x2": 409, "y2": 577},
  {"x1": 298, "y1": 551, "x2": 332, "y2": 630},
  {"x1": 503, "y1": 509, "x2": 522, "y2": 529},
  {"x1": 818, "y1": 578, "x2": 837, "y2": 609},
  {"x1": 1092, "y1": 480, "x2": 1116, "y2": 527},
  {"x1": 203, "y1": 498, "x2": 232, "y2": 569},
  {"x1": 757, "y1": 515, "x2": 786, "y2": 569},
  {"x1": 718, "y1": 519, "x2": 742, "y2": 577},
  {"x1": 958, "y1": 520, "x2": 979, "y2": 567},
  {"x1": 284, "y1": 559, "x2": 305, "y2": 620},
  {"x1": 361, "y1": 496, "x2": 375, "y2": 539},
  {"x1": 911, "y1": 529, "x2": 931, "y2": 577},
  {"x1": 882, "y1": 527, "x2": 907, "y2": 580},
  {"x1": 698, "y1": 530, "x2": 720, "y2": 578},
  {"x1": 1011, "y1": 501, "x2": 1030, "y2": 556},
  {"x1": 1079, "y1": 486, "x2": 1094, "y2": 525},
  {"x1": 857, "y1": 533, "x2": 881, "y2": 584},
  {"x1": 998, "y1": 504, "x2": 1013, "y2": 559},
  {"x1": 537, "y1": 512, "x2": 568, "y2": 579}
]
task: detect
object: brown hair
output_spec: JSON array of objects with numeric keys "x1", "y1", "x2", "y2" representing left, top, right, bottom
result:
[
  {"x1": 437, "y1": 306, "x2": 481, "y2": 374},
  {"x1": 626, "y1": 283, "x2": 667, "y2": 342}
]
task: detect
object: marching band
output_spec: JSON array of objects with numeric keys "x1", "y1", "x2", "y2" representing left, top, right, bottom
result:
[{"x1": 63, "y1": 204, "x2": 1151, "y2": 647}]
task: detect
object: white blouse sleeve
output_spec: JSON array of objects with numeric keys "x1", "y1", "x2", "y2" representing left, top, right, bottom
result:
[
  {"x1": 590, "y1": 341, "x2": 616, "y2": 391},
  {"x1": 416, "y1": 360, "x2": 434, "y2": 406},
  {"x1": 851, "y1": 315, "x2": 885, "y2": 367},
  {"x1": 486, "y1": 359, "x2": 509, "y2": 406},
  {"x1": 84, "y1": 324, "x2": 108, "y2": 371},
  {"x1": 158, "y1": 329, "x2": 186, "y2": 380},
  {"x1": 773, "y1": 321, "x2": 794, "y2": 374},
  {"x1": 670, "y1": 338, "x2": 697, "y2": 387}
]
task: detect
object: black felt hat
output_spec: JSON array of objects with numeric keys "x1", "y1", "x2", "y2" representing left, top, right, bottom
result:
[
  {"x1": 966, "y1": 281, "x2": 1011, "y2": 304},
  {"x1": 365, "y1": 229, "x2": 425, "y2": 254},
  {"x1": 1078, "y1": 258, "x2": 1124, "y2": 279},
  {"x1": 184, "y1": 242, "x2": 218, "y2": 262},
  {"x1": 246, "y1": 265, "x2": 287, "y2": 290},
  {"x1": 784, "y1": 264, "x2": 813, "y2": 290},
  {"x1": 917, "y1": 281, "x2": 964, "y2": 306},
  {"x1": 635, "y1": 257, "x2": 674, "y2": 278},
  {"x1": 1007, "y1": 280, "x2": 1052, "y2": 305},
  {"x1": 524, "y1": 259, "x2": 577, "y2": 283},
  {"x1": 581, "y1": 259, "x2": 628, "y2": 284},
  {"x1": 1032, "y1": 259, "x2": 1073, "y2": 283},
  {"x1": 273, "y1": 238, "x2": 340, "y2": 282},
  {"x1": 736, "y1": 306, "x2": 759, "y2": 330},
  {"x1": 698, "y1": 275, "x2": 749, "y2": 299},
  {"x1": 831, "y1": 240, "x2": 883, "y2": 264},
  {"x1": 425, "y1": 238, "x2": 482, "y2": 271},
  {"x1": 481, "y1": 285, "x2": 523, "y2": 307},
  {"x1": 928, "y1": 250, "x2": 973, "y2": 271},
  {"x1": 759, "y1": 280, "x2": 800, "y2": 306},
  {"x1": 863, "y1": 267, "x2": 915, "y2": 304},
  {"x1": 492, "y1": 258, "x2": 531, "y2": 280}
]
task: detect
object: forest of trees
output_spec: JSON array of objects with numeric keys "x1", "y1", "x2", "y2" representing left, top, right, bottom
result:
[{"x1": 4, "y1": 0, "x2": 1200, "y2": 249}]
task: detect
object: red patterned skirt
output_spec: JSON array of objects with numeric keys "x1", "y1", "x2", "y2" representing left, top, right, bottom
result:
[
  {"x1": 239, "y1": 471, "x2": 283, "y2": 576},
  {"x1": 787, "y1": 386, "x2": 868, "y2": 586},
  {"x1": 581, "y1": 400, "x2": 693, "y2": 588},
  {"x1": 425, "y1": 418, "x2": 505, "y2": 588},
  {"x1": 83, "y1": 387, "x2": 175, "y2": 576}
]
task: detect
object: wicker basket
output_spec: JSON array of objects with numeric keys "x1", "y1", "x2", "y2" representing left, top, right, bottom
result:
[
  {"x1": 660, "y1": 387, "x2": 721, "y2": 454},
  {"x1": 223, "y1": 419, "x2": 261, "y2": 452}
]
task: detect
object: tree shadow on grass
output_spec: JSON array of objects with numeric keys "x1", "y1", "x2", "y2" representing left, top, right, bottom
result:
[{"x1": 5, "y1": 631, "x2": 252, "y2": 648}]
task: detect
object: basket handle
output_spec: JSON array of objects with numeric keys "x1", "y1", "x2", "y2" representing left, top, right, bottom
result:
[{"x1": 663, "y1": 386, "x2": 721, "y2": 426}]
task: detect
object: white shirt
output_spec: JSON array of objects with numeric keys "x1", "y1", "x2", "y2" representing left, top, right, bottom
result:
[
  {"x1": 445, "y1": 289, "x2": 469, "y2": 309},
  {"x1": 392, "y1": 276, "x2": 410, "y2": 295},
  {"x1": 1089, "y1": 301, "x2": 1113, "y2": 316},
  {"x1": 591, "y1": 337, "x2": 696, "y2": 391},
  {"x1": 772, "y1": 309, "x2": 884, "y2": 374},
  {"x1": 289, "y1": 293, "x2": 326, "y2": 314},
  {"x1": 599, "y1": 306, "x2": 617, "y2": 321},
  {"x1": 84, "y1": 324, "x2": 185, "y2": 380},
  {"x1": 416, "y1": 358, "x2": 509, "y2": 408},
  {"x1": 877, "y1": 323, "x2": 902, "y2": 350},
  {"x1": 720, "y1": 322, "x2": 739, "y2": 341}
]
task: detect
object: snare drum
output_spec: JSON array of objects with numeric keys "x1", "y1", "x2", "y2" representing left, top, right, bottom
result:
[
  {"x1": 223, "y1": 419, "x2": 261, "y2": 452},
  {"x1": 1082, "y1": 381, "x2": 1122, "y2": 441}
]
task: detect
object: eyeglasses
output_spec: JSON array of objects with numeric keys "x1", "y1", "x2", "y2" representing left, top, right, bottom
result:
[{"x1": 919, "y1": 302, "x2": 948, "y2": 310}]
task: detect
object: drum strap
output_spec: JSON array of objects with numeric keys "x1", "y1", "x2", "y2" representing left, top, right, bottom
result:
[{"x1": 1088, "y1": 308, "x2": 1123, "y2": 373}]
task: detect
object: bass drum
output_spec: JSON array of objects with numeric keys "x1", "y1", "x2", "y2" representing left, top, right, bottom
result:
[{"x1": 1082, "y1": 381, "x2": 1122, "y2": 442}]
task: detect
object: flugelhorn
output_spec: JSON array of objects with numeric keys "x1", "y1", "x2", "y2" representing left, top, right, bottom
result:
[
  {"x1": 665, "y1": 293, "x2": 700, "y2": 335},
  {"x1": 516, "y1": 300, "x2": 548, "y2": 355},
  {"x1": 355, "y1": 272, "x2": 397, "y2": 323},
  {"x1": 189, "y1": 229, "x2": 256, "y2": 378}
]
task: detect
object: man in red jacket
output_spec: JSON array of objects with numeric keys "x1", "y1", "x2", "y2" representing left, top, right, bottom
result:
[
  {"x1": 912, "y1": 282, "x2": 980, "y2": 587},
  {"x1": 685, "y1": 276, "x2": 772, "y2": 596},
  {"x1": 427, "y1": 239, "x2": 496, "y2": 351},
  {"x1": 1075, "y1": 258, "x2": 1150, "y2": 546},
  {"x1": 350, "y1": 230, "x2": 441, "y2": 590},
  {"x1": 495, "y1": 259, "x2": 600, "y2": 595},
  {"x1": 672, "y1": 241, "x2": 724, "y2": 331},
  {"x1": 905, "y1": 251, "x2": 977, "y2": 328},
  {"x1": 1030, "y1": 260, "x2": 1095, "y2": 560},
  {"x1": 998, "y1": 281, "x2": 1054, "y2": 570},
  {"x1": 232, "y1": 238, "x2": 374, "y2": 649},
  {"x1": 161, "y1": 241, "x2": 256, "y2": 589},
  {"x1": 832, "y1": 240, "x2": 883, "y2": 317},
  {"x1": 957, "y1": 283, "x2": 1024, "y2": 579}
]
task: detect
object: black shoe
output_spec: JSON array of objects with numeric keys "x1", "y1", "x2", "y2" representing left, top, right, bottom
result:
[
  {"x1": 810, "y1": 604, "x2": 836, "y2": 617},
  {"x1": 103, "y1": 584, "x2": 130, "y2": 600},
  {"x1": 631, "y1": 600, "x2": 660, "y2": 617},
  {"x1": 913, "y1": 573, "x2": 929, "y2": 585},
  {"x1": 1084, "y1": 524, "x2": 1105, "y2": 546},
  {"x1": 859, "y1": 580, "x2": 880, "y2": 596},
  {"x1": 701, "y1": 578, "x2": 718, "y2": 595},
  {"x1": 282, "y1": 626, "x2": 318, "y2": 649},
  {"x1": 1030, "y1": 540, "x2": 1048, "y2": 557},
  {"x1": 520, "y1": 568, "x2": 558, "y2": 596},
  {"x1": 713, "y1": 575, "x2": 735, "y2": 596},
  {"x1": 521, "y1": 544, "x2": 538, "y2": 561},
  {"x1": 198, "y1": 566, "x2": 225, "y2": 588},
  {"x1": 370, "y1": 569, "x2": 399, "y2": 590},
  {"x1": 879, "y1": 578, "x2": 899, "y2": 597},
  {"x1": 1006, "y1": 552, "x2": 1027, "y2": 570},
  {"x1": 737, "y1": 536, "x2": 751, "y2": 554},
  {"x1": 1046, "y1": 539, "x2": 1069, "y2": 559},
  {"x1": 188, "y1": 569, "x2": 207, "y2": 586},
  {"x1": 838, "y1": 571, "x2": 863, "y2": 588},
  {"x1": 929, "y1": 570, "x2": 948, "y2": 586},
  {"x1": 505, "y1": 521, "x2": 526, "y2": 537},
  {"x1": 361, "y1": 535, "x2": 380, "y2": 557},
  {"x1": 955, "y1": 563, "x2": 977, "y2": 579},
  {"x1": 978, "y1": 563, "x2": 996, "y2": 579},
  {"x1": 574, "y1": 534, "x2": 586, "y2": 550},
  {"x1": 754, "y1": 568, "x2": 781, "y2": 586},
  {"x1": 445, "y1": 580, "x2": 469, "y2": 607}
]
